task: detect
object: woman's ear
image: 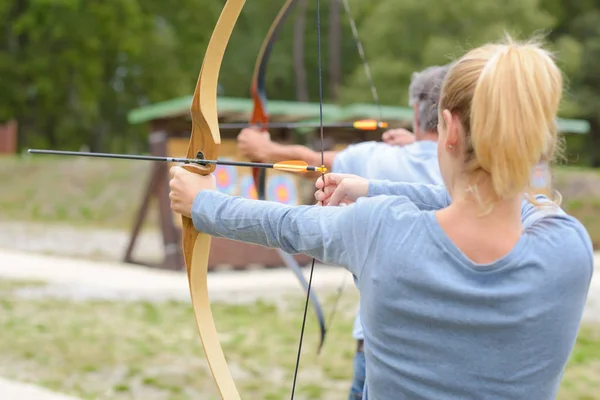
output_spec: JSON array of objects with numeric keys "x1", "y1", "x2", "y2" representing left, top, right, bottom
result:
[{"x1": 441, "y1": 109, "x2": 459, "y2": 152}]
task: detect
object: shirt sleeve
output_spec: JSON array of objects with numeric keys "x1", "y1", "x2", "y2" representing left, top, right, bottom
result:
[
  {"x1": 368, "y1": 180, "x2": 451, "y2": 210},
  {"x1": 520, "y1": 195, "x2": 593, "y2": 274},
  {"x1": 191, "y1": 190, "x2": 398, "y2": 277},
  {"x1": 520, "y1": 194, "x2": 566, "y2": 227},
  {"x1": 366, "y1": 182, "x2": 573, "y2": 230}
]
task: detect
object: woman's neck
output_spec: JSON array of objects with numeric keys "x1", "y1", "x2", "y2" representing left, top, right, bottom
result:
[
  {"x1": 449, "y1": 179, "x2": 523, "y2": 225},
  {"x1": 437, "y1": 182, "x2": 524, "y2": 264}
]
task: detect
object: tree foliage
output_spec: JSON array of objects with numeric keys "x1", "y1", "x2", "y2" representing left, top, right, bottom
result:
[{"x1": 0, "y1": 0, "x2": 598, "y2": 164}]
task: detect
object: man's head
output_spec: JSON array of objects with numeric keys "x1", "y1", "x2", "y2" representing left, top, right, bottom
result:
[{"x1": 408, "y1": 64, "x2": 452, "y2": 139}]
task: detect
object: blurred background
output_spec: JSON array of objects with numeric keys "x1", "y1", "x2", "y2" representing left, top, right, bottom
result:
[{"x1": 0, "y1": 0, "x2": 599, "y2": 399}]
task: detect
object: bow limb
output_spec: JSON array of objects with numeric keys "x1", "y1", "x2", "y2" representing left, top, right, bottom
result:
[
  {"x1": 249, "y1": 0, "x2": 298, "y2": 200},
  {"x1": 181, "y1": 1, "x2": 245, "y2": 399},
  {"x1": 277, "y1": 249, "x2": 327, "y2": 353},
  {"x1": 249, "y1": 0, "x2": 327, "y2": 353}
]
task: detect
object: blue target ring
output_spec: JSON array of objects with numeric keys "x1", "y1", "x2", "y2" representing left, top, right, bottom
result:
[
  {"x1": 214, "y1": 158, "x2": 237, "y2": 195},
  {"x1": 266, "y1": 175, "x2": 298, "y2": 205}
]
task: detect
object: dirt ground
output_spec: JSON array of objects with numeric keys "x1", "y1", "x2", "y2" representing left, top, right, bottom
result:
[{"x1": 0, "y1": 221, "x2": 163, "y2": 263}]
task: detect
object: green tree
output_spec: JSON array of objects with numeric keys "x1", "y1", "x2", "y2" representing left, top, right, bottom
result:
[
  {"x1": 0, "y1": 0, "x2": 223, "y2": 152},
  {"x1": 338, "y1": 0, "x2": 555, "y2": 106},
  {"x1": 540, "y1": 0, "x2": 600, "y2": 166}
]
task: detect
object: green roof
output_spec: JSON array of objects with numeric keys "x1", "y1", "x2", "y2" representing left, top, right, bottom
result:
[
  {"x1": 554, "y1": 118, "x2": 590, "y2": 134},
  {"x1": 128, "y1": 96, "x2": 341, "y2": 124},
  {"x1": 339, "y1": 103, "x2": 414, "y2": 121},
  {"x1": 128, "y1": 96, "x2": 590, "y2": 134}
]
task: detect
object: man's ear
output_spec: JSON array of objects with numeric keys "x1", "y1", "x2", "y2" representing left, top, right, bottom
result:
[{"x1": 413, "y1": 103, "x2": 420, "y2": 135}]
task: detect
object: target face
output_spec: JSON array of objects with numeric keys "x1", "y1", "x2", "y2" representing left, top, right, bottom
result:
[
  {"x1": 240, "y1": 175, "x2": 258, "y2": 199},
  {"x1": 214, "y1": 158, "x2": 237, "y2": 195},
  {"x1": 531, "y1": 163, "x2": 549, "y2": 188},
  {"x1": 267, "y1": 175, "x2": 298, "y2": 205}
]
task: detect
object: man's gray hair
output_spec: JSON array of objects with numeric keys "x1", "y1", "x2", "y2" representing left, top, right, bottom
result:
[{"x1": 408, "y1": 64, "x2": 452, "y2": 133}]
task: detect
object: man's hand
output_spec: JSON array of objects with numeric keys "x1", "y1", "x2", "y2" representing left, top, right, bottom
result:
[
  {"x1": 382, "y1": 128, "x2": 415, "y2": 146},
  {"x1": 169, "y1": 166, "x2": 216, "y2": 218},
  {"x1": 237, "y1": 127, "x2": 272, "y2": 161},
  {"x1": 315, "y1": 173, "x2": 369, "y2": 206}
]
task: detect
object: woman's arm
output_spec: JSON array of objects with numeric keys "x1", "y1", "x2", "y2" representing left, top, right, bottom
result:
[
  {"x1": 315, "y1": 173, "x2": 451, "y2": 210},
  {"x1": 368, "y1": 180, "x2": 451, "y2": 210},
  {"x1": 191, "y1": 190, "x2": 389, "y2": 275},
  {"x1": 315, "y1": 174, "x2": 568, "y2": 226}
]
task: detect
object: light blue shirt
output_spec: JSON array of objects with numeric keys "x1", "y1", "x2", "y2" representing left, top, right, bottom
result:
[
  {"x1": 332, "y1": 140, "x2": 443, "y2": 340},
  {"x1": 191, "y1": 182, "x2": 593, "y2": 400}
]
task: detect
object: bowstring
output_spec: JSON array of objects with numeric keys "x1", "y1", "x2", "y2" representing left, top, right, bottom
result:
[
  {"x1": 290, "y1": 0, "x2": 325, "y2": 397},
  {"x1": 325, "y1": 0, "x2": 382, "y2": 336},
  {"x1": 342, "y1": 0, "x2": 382, "y2": 121}
]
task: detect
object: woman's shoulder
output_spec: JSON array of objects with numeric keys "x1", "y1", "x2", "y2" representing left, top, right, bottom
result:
[
  {"x1": 356, "y1": 194, "x2": 423, "y2": 213},
  {"x1": 526, "y1": 204, "x2": 594, "y2": 279},
  {"x1": 353, "y1": 195, "x2": 426, "y2": 230}
]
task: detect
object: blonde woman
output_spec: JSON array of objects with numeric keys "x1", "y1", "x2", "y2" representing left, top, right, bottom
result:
[{"x1": 170, "y1": 37, "x2": 593, "y2": 399}]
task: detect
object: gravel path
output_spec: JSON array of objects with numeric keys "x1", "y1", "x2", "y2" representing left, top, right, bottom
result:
[
  {"x1": 0, "y1": 221, "x2": 163, "y2": 263},
  {"x1": 0, "y1": 248, "x2": 353, "y2": 304},
  {"x1": 0, "y1": 377, "x2": 80, "y2": 400}
]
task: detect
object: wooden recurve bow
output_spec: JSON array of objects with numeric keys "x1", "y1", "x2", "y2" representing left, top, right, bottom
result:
[{"x1": 180, "y1": 0, "x2": 246, "y2": 398}]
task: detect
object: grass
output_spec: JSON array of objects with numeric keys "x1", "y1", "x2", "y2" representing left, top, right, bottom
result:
[
  {"x1": 0, "y1": 279, "x2": 598, "y2": 399},
  {"x1": 0, "y1": 155, "x2": 159, "y2": 229},
  {"x1": 0, "y1": 279, "x2": 356, "y2": 399},
  {"x1": 554, "y1": 167, "x2": 600, "y2": 249},
  {"x1": 557, "y1": 325, "x2": 600, "y2": 399}
]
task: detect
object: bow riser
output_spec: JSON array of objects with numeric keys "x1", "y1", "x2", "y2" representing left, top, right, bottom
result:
[{"x1": 182, "y1": 0, "x2": 246, "y2": 398}]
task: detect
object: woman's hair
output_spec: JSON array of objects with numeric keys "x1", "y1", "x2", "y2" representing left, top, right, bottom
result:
[{"x1": 439, "y1": 35, "x2": 563, "y2": 207}]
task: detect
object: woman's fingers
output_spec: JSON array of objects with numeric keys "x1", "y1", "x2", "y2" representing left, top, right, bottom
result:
[
  {"x1": 315, "y1": 174, "x2": 348, "y2": 202},
  {"x1": 327, "y1": 183, "x2": 349, "y2": 207},
  {"x1": 315, "y1": 173, "x2": 367, "y2": 206},
  {"x1": 315, "y1": 173, "x2": 349, "y2": 189}
]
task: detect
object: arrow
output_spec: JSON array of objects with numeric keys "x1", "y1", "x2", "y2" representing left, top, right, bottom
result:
[
  {"x1": 27, "y1": 149, "x2": 327, "y2": 173},
  {"x1": 219, "y1": 118, "x2": 388, "y2": 131}
]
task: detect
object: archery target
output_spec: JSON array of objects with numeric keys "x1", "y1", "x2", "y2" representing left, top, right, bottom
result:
[
  {"x1": 214, "y1": 158, "x2": 237, "y2": 195},
  {"x1": 266, "y1": 175, "x2": 298, "y2": 205},
  {"x1": 240, "y1": 175, "x2": 258, "y2": 199},
  {"x1": 531, "y1": 163, "x2": 549, "y2": 188}
]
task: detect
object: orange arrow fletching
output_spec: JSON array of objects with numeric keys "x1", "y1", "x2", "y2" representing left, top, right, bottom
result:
[
  {"x1": 352, "y1": 119, "x2": 389, "y2": 130},
  {"x1": 274, "y1": 160, "x2": 307, "y2": 171},
  {"x1": 273, "y1": 160, "x2": 327, "y2": 173}
]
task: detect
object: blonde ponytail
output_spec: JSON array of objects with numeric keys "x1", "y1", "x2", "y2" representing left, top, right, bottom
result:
[{"x1": 440, "y1": 36, "x2": 564, "y2": 209}]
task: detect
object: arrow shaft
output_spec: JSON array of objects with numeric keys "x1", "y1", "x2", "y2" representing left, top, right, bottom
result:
[
  {"x1": 27, "y1": 149, "x2": 325, "y2": 172},
  {"x1": 219, "y1": 120, "x2": 385, "y2": 130},
  {"x1": 221, "y1": 121, "x2": 348, "y2": 129},
  {"x1": 29, "y1": 149, "x2": 188, "y2": 163}
]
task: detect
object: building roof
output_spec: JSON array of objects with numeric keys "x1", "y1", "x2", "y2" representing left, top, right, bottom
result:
[{"x1": 127, "y1": 96, "x2": 590, "y2": 134}]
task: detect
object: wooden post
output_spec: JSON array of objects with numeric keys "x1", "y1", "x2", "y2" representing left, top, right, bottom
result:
[
  {"x1": 122, "y1": 161, "x2": 158, "y2": 266},
  {"x1": 0, "y1": 120, "x2": 17, "y2": 154},
  {"x1": 123, "y1": 130, "x2": 184, "y2": 270},
  {"x1": 152, "y1": 131, "x2": 184, "y2": 270}
]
